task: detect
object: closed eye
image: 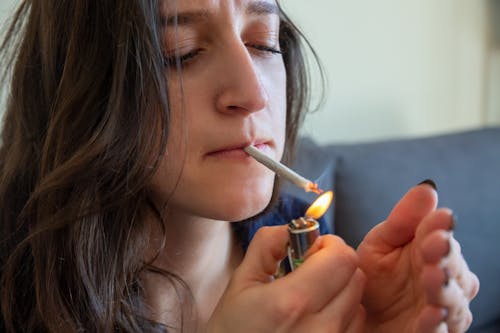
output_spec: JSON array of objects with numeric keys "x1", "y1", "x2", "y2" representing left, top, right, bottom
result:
[
  {"x1": 163, "y1": 49, "x2": 201, "y2": 67},
  {"x1": 246, "y1": 44, "x2": 282, "y2": 55},
  {"x1": 163, "y1": 43, "x2": 281, "y2": 68}
]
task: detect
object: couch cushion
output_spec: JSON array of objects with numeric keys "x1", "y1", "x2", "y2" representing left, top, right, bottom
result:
[{"x1": 326, "y1": 127, "x2": 500, "y2": 332}]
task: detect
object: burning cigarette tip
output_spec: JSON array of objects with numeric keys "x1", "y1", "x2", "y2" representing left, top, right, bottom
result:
[{"x1": 306, "y1": 182, "x2": 323, "y2": 194}]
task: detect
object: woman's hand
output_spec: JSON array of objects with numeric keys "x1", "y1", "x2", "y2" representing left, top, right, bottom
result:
[
  {"x1": 357, "y1": 182, "x2": 480, "y2": 333},
  {"x1": 207, "y1": 226, "x2": 366, "y2": 333}
]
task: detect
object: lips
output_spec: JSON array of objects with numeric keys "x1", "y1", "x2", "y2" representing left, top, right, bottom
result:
[{"x1": 206, "y1": 141, "x2": 271, "y2": 158}]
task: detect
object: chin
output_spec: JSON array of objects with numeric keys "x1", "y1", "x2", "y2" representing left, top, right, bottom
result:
[
  {"x1": 170, "y1": 174, "x2": 276, "y2": 222},
  {"x1": 216, "y1": 186, "x2": 274, "y2": 221}
]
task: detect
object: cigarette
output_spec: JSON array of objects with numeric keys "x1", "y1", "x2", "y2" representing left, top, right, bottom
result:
[{"x1": 244, "y1": 145, "x2": 322, "y2": 194}]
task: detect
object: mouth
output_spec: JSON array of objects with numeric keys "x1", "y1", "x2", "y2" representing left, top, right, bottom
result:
[{"x1": 206, "y1": 141, "x2": 271, "y2": 159}]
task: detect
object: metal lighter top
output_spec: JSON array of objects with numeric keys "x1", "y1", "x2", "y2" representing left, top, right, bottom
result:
[{"x1": 287, "y1": 217, "x2": 320, "y2": 271}]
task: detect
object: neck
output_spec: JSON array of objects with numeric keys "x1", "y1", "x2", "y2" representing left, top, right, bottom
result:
[{"x1": 142, "y1": 208, "x2": 243, "y2": 331}]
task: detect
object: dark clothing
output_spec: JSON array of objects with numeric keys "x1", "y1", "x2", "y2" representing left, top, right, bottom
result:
[{"x1": 232, "y1": 194, "x2": 333, "y2": 253}]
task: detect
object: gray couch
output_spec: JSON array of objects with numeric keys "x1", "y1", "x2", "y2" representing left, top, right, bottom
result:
[{"x1": 283, "y1": 127, "x2": 500, "y2": 333}]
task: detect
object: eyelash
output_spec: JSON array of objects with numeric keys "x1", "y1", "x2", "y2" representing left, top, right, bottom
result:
[
  {"x1": 246, "y1": 44, "x2": 282, "y2": 55},
  {"x1": 163, "y1": 44, "x2": 282, "y2": 68},
  {"x1": 163, "y1": 49, "x2": 200, "y2": 67}
]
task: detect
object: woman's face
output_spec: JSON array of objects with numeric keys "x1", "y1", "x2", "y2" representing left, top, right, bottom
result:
[{"x1": 152, "y1": 0, "x2": 287, "y2": 221}]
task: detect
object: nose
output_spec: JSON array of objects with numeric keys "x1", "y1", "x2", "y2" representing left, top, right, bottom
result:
[{"x1": 215, "y1": 41, "x2": 269, "y2": 114}]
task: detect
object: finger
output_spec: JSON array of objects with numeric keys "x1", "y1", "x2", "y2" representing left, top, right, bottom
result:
[
  {"x1": 345, "y1": 304, "x2": 367, "y2": 333},
  {"x1": 421, "y1": 264, "x2": 467, "y2": 307},
  {"x1": 421, "y1": 267, "x2": 472, "y2": 333},
  {"x1": 444, "y1": 280, "x2": 474, "y2": 333},
  {"x1": 415, "y1": 208, "x2": 454, "y2": 242},
  {"x1": 443, "y1": 237, "x2": 480, "y2": 301},
  {"x1": 316, "y1": 269, "x2": 366, "y2": 331},
  {"x1": 463, "y1": 271, "x2": 480, "y2": 301},
  {"x1": 420, "y1": 229, "x2": 452, "y2": 264},
  {"x1": 362, "y1": 182, "x2": 438, "y2": 251},
  {"x1": 272, "y1": 235, "x2": 359, "y2": 314},
  {"x1": 233, "y1": 225, "x2": 289, "y2": 287},
  {"x1": 415, "y1": 305, "x2": 448, "y2": 333},
  {"x1": 421, "y1": 229, "x2": 480, "y2": 302},
  {"x1": 295, "y1": 269, "x2": 366, "y2": 332},
  {"x1": 421, "y1": 264, "x2": 447, "y2": 305}
]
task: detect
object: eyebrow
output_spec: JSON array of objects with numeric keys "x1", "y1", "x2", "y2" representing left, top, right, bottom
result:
[
  {"x1": 246, "y1": 1, "x2": 279, "y2": 16},
  {"x1": 162, "y1": 1, "x2": 279, "y2": 27},
  {"x1": 163, "y1": 10, "x2": 210, "y2": 26}
]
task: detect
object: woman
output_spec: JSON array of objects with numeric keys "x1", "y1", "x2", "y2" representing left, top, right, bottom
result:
[{"x1": 0, "y1": 0, "x2": 478, "y2": 332}]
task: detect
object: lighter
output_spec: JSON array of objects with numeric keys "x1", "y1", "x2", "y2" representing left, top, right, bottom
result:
[
  {"x1": 287, "y1": 191, "x2": 334, "y2": 272},
  {"x1": 287, "y1": 217, "x2": 321, "y2": 270}
]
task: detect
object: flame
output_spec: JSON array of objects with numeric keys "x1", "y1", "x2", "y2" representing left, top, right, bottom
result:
[{"x1": 305, "y1": 191, "x2": 334, "y2": 220}]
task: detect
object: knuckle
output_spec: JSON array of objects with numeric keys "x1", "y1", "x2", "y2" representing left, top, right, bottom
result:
[
  {"x1": 459, "y1": 271, "x2": 479, "y2": 301},
  {"x1": 468, "y1": 273, "x2": 480, "y2": 299},
  {"x1": 253, "y1": 226, "x2": 273, "y2": 241},
  {"x1": 464, "y1": 309, "x2": 473, "y2": 330}
]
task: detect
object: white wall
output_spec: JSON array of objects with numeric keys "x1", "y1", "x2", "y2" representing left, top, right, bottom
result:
[
  {"x1": 0, "y1": 0, "x2": 18, "y2": 116},
  {"x1": 282, "y1": 0, "x2": 494, "y2": 143},
  {"x1": 0, "y1": 0, "x2": 16, "y2": 22},
  {"x1": 1, "y1": 1, "x2": 498, "y2": 144}
]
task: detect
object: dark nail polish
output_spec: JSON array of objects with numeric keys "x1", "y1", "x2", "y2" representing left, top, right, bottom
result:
[
  {"x1": 449, "y1": 213, "x2": 457, "y2": 231},
  {"x1": 418, "y1": 179, "x2": 437, "y2": 191},
  {"x1": 443, "y1": 267, "x2": 450, "y2": 287}
]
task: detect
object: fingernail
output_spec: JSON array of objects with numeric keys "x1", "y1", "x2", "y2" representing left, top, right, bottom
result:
[
  {"x1": 443, "y1": 267, "x2": 450, "y2": 287},
  {"x1": 449, "y1": 213, "x2": 457, "y2": 231},
  {"x1": 417, "y1": 179, "x2": 437, "y2": 191}
]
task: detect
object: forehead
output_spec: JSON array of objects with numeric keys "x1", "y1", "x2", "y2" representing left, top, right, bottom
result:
[{"x1": 160, "y1": 0, "x2": 279, "y2": 22}]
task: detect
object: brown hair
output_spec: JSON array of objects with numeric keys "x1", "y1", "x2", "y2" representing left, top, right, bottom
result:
[{"x1": 0, "y1": 1, "x2": 320, "y2": 331}]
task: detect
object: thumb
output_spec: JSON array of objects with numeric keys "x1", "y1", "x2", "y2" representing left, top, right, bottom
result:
[
  {"x1": 233, "y1": 225, "x2": 289, "y2": 288},
  {"x1": 364, "y1": 180, "x2": 438, "y2": 250}
]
